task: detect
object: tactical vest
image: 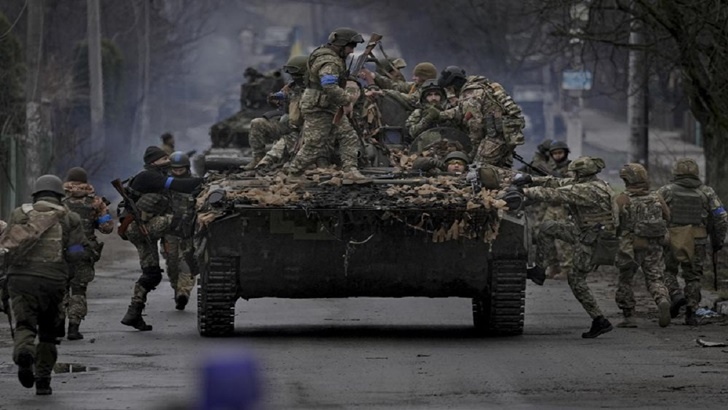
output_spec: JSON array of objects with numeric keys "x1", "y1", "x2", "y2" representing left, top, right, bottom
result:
[
  {"x1": 64, "y1": 196, "x2": 96, "y2": 239},
  {"x1": 622, "y1": 193, "x2": 668, "y2": 237},
  {"x1": 572, "y1": 181, "x2": 615, "y2": 231},
  {"x1": 306, "y1": 46, "x2": 346, "y2": 91},
  {"x1": 167, "y1": 191, "x2": 196, "y2": 238},
  {"x1": 668, "y1": 183, "x2": 705, "y2": 226},
  {"x1": 137, "y1": 193, "x2": 171, "y2": 221},
  {"x1": 18, "y1": 203, "x2": 64, "y2": 264}
]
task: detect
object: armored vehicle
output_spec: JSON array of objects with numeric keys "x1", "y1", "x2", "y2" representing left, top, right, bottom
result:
[{"x1": 194, "y1": 163, "x2": 530, "y2": 337}]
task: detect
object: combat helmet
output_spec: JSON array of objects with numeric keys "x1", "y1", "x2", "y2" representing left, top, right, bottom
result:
[
  {"x1": 537, "y1": 139, "x2": 553, "y2": 156},
  {"x1": 619, "y1": 163, "x2": 648, "y2": 186},
  {"x1": 549, "y1": 140, "x2": 570, "y2": 154},
  {"x1": 419, "y1": 79, "x2": 446, "y2": 104},
  {"x1": 283, "y1": 55, "x2": 308, "y2": 76},
  {"x1": 32, "y1": 174, "x2": 65, "y2": 197},
  {"x1": 438, "y1": 66, "x2": 467, "y2": 91},
  {"x1": 568, "y1": 156, "x2": 605, "y2": 177},
  {"x1": 65, "y1": 167, "x2": 88, "y2": 183},
  {"x1": 444, "y1": 151, "x2": 470, "y2": 165},
  {"x1": 169, "y1": 151, "x2": 191, "y2": 169},
  {"x1": 672, "y1": 158, "x2": 699, "y2": 178},
  {"x1": 327, "y1": 27, "x2": 364, "y2": 47}
]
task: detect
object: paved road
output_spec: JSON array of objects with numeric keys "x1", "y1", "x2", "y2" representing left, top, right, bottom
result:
[{"x1": 1, "y1": 238, "x2": 727, "y2": 409}]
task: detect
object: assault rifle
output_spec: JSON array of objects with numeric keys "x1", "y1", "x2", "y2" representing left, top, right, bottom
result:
[
  {"x1": 111, "y1": 179, "x2": 153, "y2": 249},
  {"x1": 333, "y1": 33, "x2": 383, "y2": 125},
  {"x1": 512, "y1": 152, "x2": 549, "y2": 177}
]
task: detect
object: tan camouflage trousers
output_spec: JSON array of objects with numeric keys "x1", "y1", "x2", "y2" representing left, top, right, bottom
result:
[
  {"x1": 249, "y1": 117, "x2": 285, "y2": 159},
  {"x1": 542, "y1": 205, "x2": 573, "y2": 275},
  {"x1": 260, "y1": 131, "x2": 299, "y2": 166},
  {"x1": 536, "y1": 220, "x2": 604, "y2": 319},
  {"x1": 288, "y1": 111, "x2": 359, "y2": 174},
  {"x1": 8, "y1": 275, "x2": 65, "y2": 379},
  {"x1": 164, "y1": 234, "x2": 197, "y2": 299},
  {"x1": 64, "y1": 261, "x2": 95, "y2": 324},
  {"x1": 615, "y1": 238, "x2": 670, "y2": 310},
  {"x1": 663, "y1": 240, "x2": 707, "y2": 310},
  {"x1": 474, "y1": 137, "x2": 513, "y2": 168},
  {"x1": 126, "y1": 216, "x2": 171, "y2": 305}
]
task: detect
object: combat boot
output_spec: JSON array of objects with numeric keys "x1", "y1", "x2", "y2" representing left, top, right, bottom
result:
[
  {"x1": 16, "y1": 351, "x2": 35, "y2": 388},
  {"x1": 581, "y1": 316, "x2": 613, "y2": 338},
  {"x1": 670, "y1": 294, "x2": 687, "y2": 318},
  {"x1": 685, "y1": 307, "x2": 699, "y2": 326},
  {"x1": 121, "y1": 302, "x2": 153, "y2": 331},
  {"x1": 35, "y1": 377, "x2": 52, "y2": 395},
  {"x1": 175, "y1": 294, "x2": 189, "y2": 311},
  {"x1": 616, "y1": 309, "x2": 637, "y2": 328},
  {"x1": 243, "y1": 155, "x2": 264, "y2": 171},
  {"x1": 526, "y1": 265, "x2": 546, "y2": 286},
  {"x1": 67, "y1": 322, "x2": 84, "y2": 340},
  {"x1": 657, "y1": 299, "x2": 671, "y2": 328}
]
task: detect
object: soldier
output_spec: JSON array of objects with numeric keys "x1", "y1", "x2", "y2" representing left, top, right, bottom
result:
[
  {"x1": 61, "y1": 167, "x2": 114, "y2": 340},
  {"x1": 4, "y1": 175, "x2": 88, "y2": 395},
  {"x1": 614, "y1": 163, "x2": 672, "y2": 328},
  {"x1": 519, "y1": 156, "x2": 616, "y2": 338},
  {"x1": 657, "y1": 158, "x2": 728, "y2": 325},
  {"x1": 438, "y1": 66, "x2": 526, "y2": 167},
  {"x1": 520, "y1": 139, "x2": 551, "y2": 175},
  {"x1": 245, "y1": 55, "x2": 308, "y2": 170},
  {"x1": 375, "y1": 57, "x2": 407, "y2": 82},
  {"x1": 286, "y1": 27, "x2": 365, "y2": 179},
  {"x1": 406, "y1": 80, "x2": 459, "y2": 138},
  {"x1": 548, "y1": 141, "x2": 571, "y2": 176},
  {"x1": 163, "y1": 152, "x2": 199, "y2": 310},
  {"x1": 160, "y1": 132, "x2": 175, "y2": 155},
  {"x1": 120, "y1": 146, "x2": 203, "y2": 331},
  {"x1": 360, "y1": 61, "x2": 438, "y2": 103},
  {"x1": 541, "y1": 140, "x2": 573, "y2": 279},
  {"x1": 412, "y1": 150, "x2": 470, "y2": 175}
]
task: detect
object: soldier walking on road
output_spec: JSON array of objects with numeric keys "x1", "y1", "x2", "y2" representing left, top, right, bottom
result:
[
  {"x1": 119, "y1": 146, "x2": 202, "y2": 331},
  {"x1": 163, "y1": 152, "x2": 199, "y2": 310},
  {"x1": 286, "y1": 27, "x2": 365, "y2": 179},
  {"x1": 62, "y1": 167, "x2": 114, "y2": 340},
  {"x1": 519, "y1": 156, "x2": 616, "y2": 338},
  {"x1": 3, "y1": 175, "x2": 89, "y2": 395},
  {"x1": 613, "y1": 164, "x2": 672, "y2": 328},
  {"x1": 657, "y1": 158, "x2": 728, "y2": 325}
]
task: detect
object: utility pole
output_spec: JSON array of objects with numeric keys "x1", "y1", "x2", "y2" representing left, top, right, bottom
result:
[
  {"x1": 87, "y1": 0, "x2": 105, "y2": 154},
  {"x1": 627, "y1": 10, "x2": 649, "y2": 166},
  {"x1": 24, "y1": 0, "x2": 44, "y2": 201}
]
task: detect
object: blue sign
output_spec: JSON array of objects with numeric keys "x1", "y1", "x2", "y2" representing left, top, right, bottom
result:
[{"x1": 562, "y1": 70, "x2": 593, "y2": 90}]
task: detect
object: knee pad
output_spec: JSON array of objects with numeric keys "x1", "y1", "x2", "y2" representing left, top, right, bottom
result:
[{"x1": 138, "y1": 266, "x2": 164, "y2": 291}]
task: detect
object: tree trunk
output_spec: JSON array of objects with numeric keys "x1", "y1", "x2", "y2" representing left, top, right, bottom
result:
[
  {"x1": 703, "y1": 123, "x2": 728, "y2": 203},
  {"x1": 24, "y1": 0, "x2": 44, "y2": 201},
  {"x1": 87, "y1": 0, "x2": 105, "y2": 155}
]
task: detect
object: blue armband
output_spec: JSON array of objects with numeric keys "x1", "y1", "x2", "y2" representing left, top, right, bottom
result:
[
  {"x1": 321, "y1": 75, "x2": 339, "y2": 86},
  {"x1": 713, "y1": 206, "x2": 726, "y2": 216},
  {"x1": 165, "y1": 177, "x2": 174, "y2": 189},
  {"x1": 67, "y1": 244, "x2": 85, "y2": 254},
  {"x1": 97, "y1": 214, "x2": 112, "y2": 225},
  {"x1": 271, "y1": 91, "x2": 286, "y2": 100}
]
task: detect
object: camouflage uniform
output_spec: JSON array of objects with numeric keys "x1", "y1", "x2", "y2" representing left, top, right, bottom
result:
[
  {"x1": 287, "y1": 44, "x2": 361, "y2": 176},
  {"x1": 523, "y1": 157, "x2": 615, "y2": 338},
  {"x1": 405, "y1": 80, "x2": 459, "y2": 138},
  {"x1": 62, "y1": 178, "x2": 114, "y2": 339},
  {"x1": 657, "y1": 158, "x2": 728, "y2": 325},
  {"x1": 5, "y1": 176, "x2": 88, "y2": 394},
  {"x1": 540, "y1": 150, "x2": 573, "y2": 278},
  {"x1": 613, "y1": 164, "x2": 671, "y2": 328},
  {"x1": 441, "y1": 76, "x2": 525, "y2": 166}
]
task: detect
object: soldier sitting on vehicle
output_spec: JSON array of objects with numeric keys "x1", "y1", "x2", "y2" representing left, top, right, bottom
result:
[
  {"x1": 412, "y1": 150, "x2": 470, "y2": 176},
  {"x1": 359, "y1": 61, "x2": 438, "y2": 106},
  {"x1": 406, "y1": 80, "x2": 459, "y2": 138}
]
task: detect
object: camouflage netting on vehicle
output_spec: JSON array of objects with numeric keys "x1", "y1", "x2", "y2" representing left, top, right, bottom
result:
[{"x1": 195, "y1": 169, "x2": 510, "y2": 243}]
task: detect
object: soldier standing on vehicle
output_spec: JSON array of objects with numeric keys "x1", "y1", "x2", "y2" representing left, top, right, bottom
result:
[
  {"x1": 61, "y1": 167, "x2": 114, "y2": 340},
  {"x1": 286, "y1": 27, "x2": 365, "y2": 179},
  {"x1": 518, "y1": 156, "x2": 616, "y2": 338},
  {"x1": 614, "y1": 164, "x2": 672, "y2": 328},
  {"x1": 657, "y1": 158, "x2": 728, "y2": 325},
  {"x1": 119, "y1": 146, "x2": 203, "y2": 331},
  {"x1": 160, "y1": 132, "x2": 175, "y2": 155},
  {"x1": 406, "y1": 80, "x2": 459, "y2": 138},
  {"x1": 163, "y1": 152, "x2": 199, "y2": 310},
  {"x1": 4, "y1": 175, "x2": 89, "y2": 395},
  {"x1": 437, "y1": 66, "x2": 525, "y2": 167},
  {"x1": 245, "y1": 55, "x2": 309, "y2": 170}
]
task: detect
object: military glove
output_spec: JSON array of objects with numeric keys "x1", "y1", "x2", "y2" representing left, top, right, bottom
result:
[
  {"x1": 512, "y1": 173, "x2": 533, "y2": 187},
  {"x1": 424, "y1": 106, "x2": 440, "y2": 121}
]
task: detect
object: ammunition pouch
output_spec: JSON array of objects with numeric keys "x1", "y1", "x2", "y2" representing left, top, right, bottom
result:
[{"x1": 634, "y1": 219, "x2": 668, "y2": 238}]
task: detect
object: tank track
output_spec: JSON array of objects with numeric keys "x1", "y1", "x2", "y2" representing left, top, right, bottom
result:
[
  {"x1": 197, "y1": 256, "x2": 238, "y2": 337},
  {"x1": 472, "y1": 259, "x2": 526, "y2": 336}
]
